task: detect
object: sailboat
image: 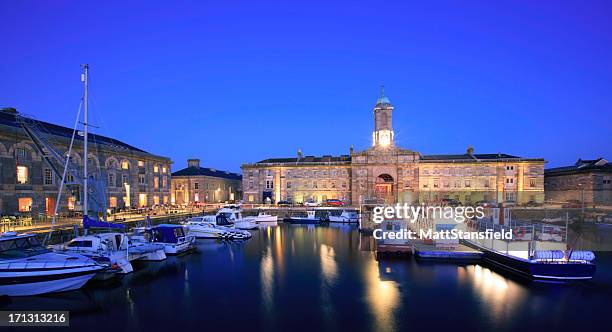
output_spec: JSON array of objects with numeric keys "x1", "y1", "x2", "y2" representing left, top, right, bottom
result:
[{"x1": 0, "y1": 65, "x2": 109, "y2": 296}]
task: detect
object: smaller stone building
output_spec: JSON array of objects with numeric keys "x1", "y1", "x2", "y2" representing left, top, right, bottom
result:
[
  {"x1": 171, "y1": 159, "x2": 242, "y2": 204},
  {"x1": 545, "y1": 158, "x2": 612, "y2": 206}
]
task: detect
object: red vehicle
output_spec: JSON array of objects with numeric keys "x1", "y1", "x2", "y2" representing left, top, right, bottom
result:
[{"x1": 324, "y1": 199, "x2": 344, "y2": 207}]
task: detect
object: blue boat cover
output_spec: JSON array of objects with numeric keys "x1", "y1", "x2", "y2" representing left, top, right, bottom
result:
[{"x1": 82, "y1": 215, "x2": 125, "y2": 229}]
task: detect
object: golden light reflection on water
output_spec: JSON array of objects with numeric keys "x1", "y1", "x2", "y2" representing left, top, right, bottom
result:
[
  {"x1": 365, "y1": 256, "x2": 399, "y2": 332},
  {"x1": 464, "y1": 264, "x2": 527, "y2": 322},
  {"x1": 320, "y1": 244, "x2": 338, "y2": 285},
  {"x1": 260, "y1": 247, "x2": 274, "y2": 314}
]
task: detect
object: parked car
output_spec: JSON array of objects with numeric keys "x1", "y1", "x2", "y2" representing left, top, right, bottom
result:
[
  {"x1": 441, "y1": 198, "x2": 461, "y2": 207},
  {"x1": 522, "y1": 200, "x2": 542, "y2": 207},
  {"x1": 324, "y1": 199, "x2": 344, "y2": 207},
  {"x1": 475, "y1": 200, "x2": 497, "y2": 207},
  {"x1": 562, "y1": 200, "x2": 582, "y2": 208},
  {"x1": 303, "y1": 200, "x2": 321, "y2": 207},
  {"x1": 277, "y1": 200, "x2": 291, "y2": 207}
]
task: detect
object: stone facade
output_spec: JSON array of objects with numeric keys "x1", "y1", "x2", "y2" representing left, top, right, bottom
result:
[
  {"x1": 241, "y1": 89, "x2": 545, "y2": 206},
  {"x1": 545, "y1": 158, "x2": 612, "y2": 205},
  {"x1": 0, "y1": 108, "x2": 171, "y2": 216},
  {"x1": 171, "y1": 159, "x2": 242, "y2": 204}
]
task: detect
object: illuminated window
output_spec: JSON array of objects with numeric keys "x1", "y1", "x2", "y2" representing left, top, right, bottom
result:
[
  {"x1": 138, "y1": 160, "x2": 145, "y2": 167},
  {"x1": 68, "y1": 197, "x2": 75, "y2": 210},
  {"x1": 163, "y1": 196, "x2": 168, "y2": 204},
  {"x1": 109, "y1": 196, "x2": 117, "y2": 208},
  {"x1": 162, "y1": 177, "x2": 167, "y2": 188},
  {"x1": 153, "y1": 195, "x2": 160, "y2": 205},
  {"x1": 18, "y1": 197, "x2": 32, "y2": 212},
  {"x1": 248, "y1": 195, "x2": 254, "y2": 202},
  {"x1": 194, "y1": 193, "x2": 199, "y2": 202},
  {"x1": 44, "y1": 168, "x2": 53, "y2": 185},
  {"x1": 121, "y1": 161, "x2": 129, "y2": 169},
  {"x1": 138, "y1": 193, "x2": 147, "y2": 207},
  {"x1": 16, "y1": 166, "x2": 28, "y2": 184},
  {"x1": 162, "y1": 166, "x2": 167, "y2": 173},
  {"x1": 154, "y1": 177, "x2": 159, "y2": 189},
  {"x1": 154, "y1": 165, "x2": 159, "y2": 172}
]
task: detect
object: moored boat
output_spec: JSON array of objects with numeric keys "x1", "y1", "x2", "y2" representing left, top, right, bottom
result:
[
  {"x1": 184, "y1": 216, "x2": 252, "y2": 240},
  {"x1": 149, "y1": 224, "x2": 195, "y2": 255},
  {"x1": 0, "y1": 232, "x2": 104, "y2": 297},
  {"x1": 285, "y1": 211, "x2": 323, "y2": 224},
  {"x1": 464, "y1": 240, "x2": 596, "y2": 281},
  {"x1": 328, "y1": 210, "x2": 359, "y2": 223}
]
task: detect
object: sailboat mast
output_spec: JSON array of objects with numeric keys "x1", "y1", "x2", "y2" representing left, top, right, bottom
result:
[{"x1": 82, "y1": 64, "x2": 89, "y2": 217}]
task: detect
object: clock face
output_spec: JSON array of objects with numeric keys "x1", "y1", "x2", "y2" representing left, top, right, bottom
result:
[{"x1": 378, "y1": 130, "x2": 391, "y2": 147}]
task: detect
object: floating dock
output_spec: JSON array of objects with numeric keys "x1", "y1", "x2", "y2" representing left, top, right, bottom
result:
[
  {"x1": 375, "y1": 243, "x2": 414, "y2": 258},
  {"x1": 414, "y1": 243, "x2": 483, "y2": 262}
]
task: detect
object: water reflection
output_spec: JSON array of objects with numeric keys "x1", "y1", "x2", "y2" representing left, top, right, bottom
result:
[
  {"x1": 1, "y1": 224, "x2": 611, "y2": 331},
  {"x1": 365, "y1": 256, "x2": 399, "y2": 332}
]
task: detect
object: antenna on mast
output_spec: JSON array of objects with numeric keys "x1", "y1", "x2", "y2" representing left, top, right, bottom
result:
[{"x1": 81, "y1": 64, "x2": 89, "y2": 218}]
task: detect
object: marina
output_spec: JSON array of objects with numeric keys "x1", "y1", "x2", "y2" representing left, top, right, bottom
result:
[{"x1": 2, "y1": 223, "x2": 612, "y2": 331}]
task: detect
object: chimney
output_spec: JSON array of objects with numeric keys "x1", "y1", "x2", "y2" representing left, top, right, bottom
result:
[
  {"x1": 466, "y1": 145, "x2": 474, "y2": 156},
  {"x1": 187, "y1": 159, "x2": 200, "y2": 168}
]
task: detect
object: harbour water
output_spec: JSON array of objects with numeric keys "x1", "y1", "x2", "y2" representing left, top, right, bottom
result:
[{"x1": 3, "y1": 224, "x2": 612, "y2": 332}]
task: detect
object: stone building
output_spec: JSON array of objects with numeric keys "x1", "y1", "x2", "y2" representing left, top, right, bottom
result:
[
  {"x1": 545, "y1": 158, "x2": 612, "y2": 206},
  {"x1": 241, "y1": 89, "x2": 545, "y2": 206},
  {"x1": 0, "y1": 107, "x2": 172, "y2": 216},
  {"x1": 171, "y1": 159, "x2": 242, "y2": 204}
]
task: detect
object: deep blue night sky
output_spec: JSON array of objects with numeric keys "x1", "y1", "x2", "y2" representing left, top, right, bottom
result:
[{"x1": 2, "y1": 1, "x2": 611, "y2": 173}]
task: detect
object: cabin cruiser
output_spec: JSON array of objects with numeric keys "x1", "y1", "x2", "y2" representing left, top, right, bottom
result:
[
  {"x1": 285, "y1": 210, "x2": 323, "y2": 224},
  {"x1": 201, "y1": 206, "x2": 258, "y2": 230},
  {"x1": 249, "y1": 211, "x2": 278, "y2": 224},
  {"x1": 52, "y1": 232, "x2": 134, "y2": 274},
  {"x1": 328, "y1": 210, "x2": 359, "y2": 223},
  {"x1": 0, "y1": 232, "x2": 104, "y2": 296},
  {"x1": 137, "y1": 224, "x2": 195, "y2": 255},
  {"x1": 184, "y1": 215, "x2": 252, "y2": 240}
]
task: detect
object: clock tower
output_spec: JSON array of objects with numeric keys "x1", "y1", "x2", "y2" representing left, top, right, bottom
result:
[{"x1": 373, "y1": 86, "x2": 394, "y2": 147}]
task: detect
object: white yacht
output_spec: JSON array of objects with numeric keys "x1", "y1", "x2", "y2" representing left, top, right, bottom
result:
[
  {"x1": 328, "y1": 210, "x2": 359, "y2": 223},
  {"x1": 249, "y1": 211, "x2": 278, "y2": 224},
  {"x1": 52, "y1": 232, "x2": 134, "y2": 274},
  {"x1": 184, "y1": 216, "x2": 252, "y2": 240},
  {"x1": 200, "y1": 206, "x2": 258, "y2": 230},
  {"x1": 132, "y1": 225, "x2": 195, "y2": 255},
  {"x1": 0, "y1": 232, "x2": 104, "y2": 296}
]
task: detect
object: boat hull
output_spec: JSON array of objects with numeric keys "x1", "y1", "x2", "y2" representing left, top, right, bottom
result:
[
  {"x1": 285, "y1": 218, "x2": 322, "y2": 225},
  {"x1": 465, "y1": 241, "x2": 596, "y2": 281},
  {"x1": 0, "y1": 266, "x2": 103, "y2": 296}
]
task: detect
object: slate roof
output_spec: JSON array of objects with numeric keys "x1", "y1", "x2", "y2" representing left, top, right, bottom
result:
[
  {"x1": 256, "y1": 155, "x2": 351, "y2": 164},
  {"x1": 0, "y1": 108, "x2": 153, "y2": 155},
  {"x1": 420, "y1": 153, "x2": 539, "y2": 161},
  {"x1": 546, "y1": 158, "x2": 611, "y2": 175},
  {"x1": 172, "y1": 166, "x2": 242, "y2": 180}
]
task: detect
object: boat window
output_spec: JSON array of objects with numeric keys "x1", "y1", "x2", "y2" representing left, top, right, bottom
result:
[
  {"x1": 0, "y1": 237, "x2": 50, "y2": 259},
  {"x1": 174, "y1": 228, "x2": 184, "y2": 238},
  {"x1": 68, "y1": 240, "x2": 93, "y2": 248}
]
